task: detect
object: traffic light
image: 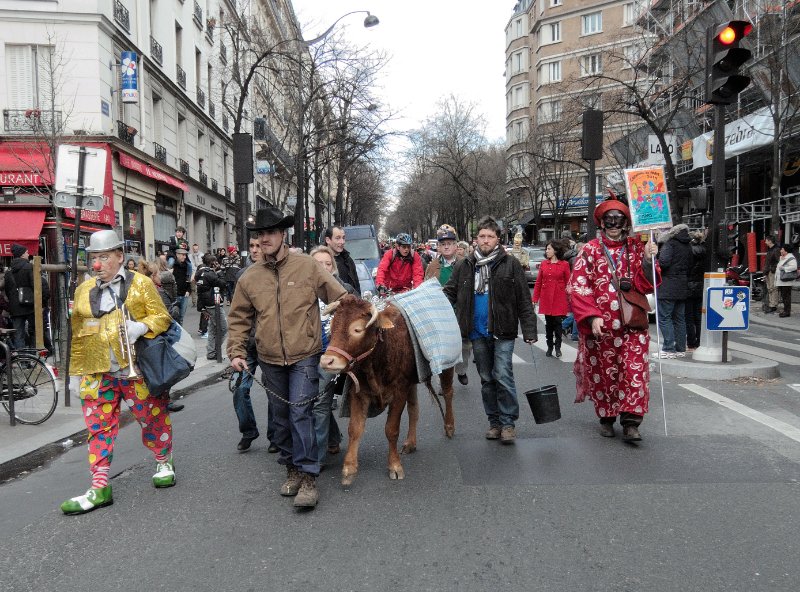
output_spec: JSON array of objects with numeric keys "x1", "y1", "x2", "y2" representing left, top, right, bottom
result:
[
  {"x1": 726, "y1": 221, "x2": 739, "y2": 256},
  {"x1": 705, "y1": 21, "x2": 753, "y2": 104}
]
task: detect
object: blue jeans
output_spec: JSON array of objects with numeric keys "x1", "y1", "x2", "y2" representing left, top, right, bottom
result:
[
  {"x1": 175, "y1": 295, "x2": 188, "y2": 326},
  {"x1": 471, "y1": 337, "x2": 519, "y2": 428},
  {"x1": 11, "y1": 315, "x2": 33, "y2": 349},
  {"x1": 313, "y1": 367, "x2": 342, "y2": 464},
  {"x1": 233, "y1": 351, "x2": 259, "y2": 439},
  {"x1": 658, "y1": 298, "x2": 686, "y2": 352},
  {"x1": 259, "y1": 355, "x2": 320, "y2": 475}
]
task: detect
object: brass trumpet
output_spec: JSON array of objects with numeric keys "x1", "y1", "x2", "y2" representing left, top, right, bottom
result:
[{"x1": 117, "y1": 304, "x2": 139, "y2": 379}]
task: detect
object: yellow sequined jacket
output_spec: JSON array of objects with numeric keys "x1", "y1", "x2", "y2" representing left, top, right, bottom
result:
[{"x1": 70, "y1": 271, "x2": 171, "y2": 377}]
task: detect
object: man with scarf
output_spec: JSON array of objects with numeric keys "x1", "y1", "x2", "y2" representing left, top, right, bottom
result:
[
  {"x1": 443, "y1": 217, "x2": 538, "y2": 444},
  {"x1": 376, "y1": 233, "x2": 424, "y2": 293},
  {"x1": 60, "y1": 230, "x2": 174, "y2": 515}
]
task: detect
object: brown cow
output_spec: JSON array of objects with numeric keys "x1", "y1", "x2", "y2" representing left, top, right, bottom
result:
[{"x1": 320, "y1": 294, "x2": 455, "y2": 486}]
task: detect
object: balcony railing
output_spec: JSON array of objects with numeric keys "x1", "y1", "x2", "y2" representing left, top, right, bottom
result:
[
  {"x1": 222, "y1": 114, "x2": 229, "y2": 132},
  {"x1": 199, "y1": 171, "x2": 208, "y2": 186},
  {"x1": 193, "y1": 1, "x2": 203, "y2": 29},
  {"x1": 114, "y1": 0, "x2": 130, "y2": 32},
  {"x1": 180, "y1": 159, "x2": 190, "y2": 175},
  {"x1": 211, "y1": 178, "x2": 218, "y2": 193},
  {"x1": 176, "y1": 65, "x2": 186, "y2": 90},
  {"x1": 209, "y1": 102, "x2": 215, "y2": 119},
  {"x1": 225, "y1": 186, "x2": 231, "y2": 199},
  {"x1": 3, "y1": 109, "x2": 62, "y2": 133},
  {"x1": 153, "y1": 142, "x2": 167, "y2": 164},
  {"x1": 117, "y1": 119, "x2": 136, "y2": 145},
  {"x1": 150, "y1": 36, "x2": 163, "y2": 66},
  {"x1": 196, "y1": 86, "x2": 205, "y2": 109}
]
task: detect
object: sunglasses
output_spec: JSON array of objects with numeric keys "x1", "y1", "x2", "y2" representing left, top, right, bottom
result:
[{"x1": 602, "y1": 214, "x2": 627, "y2": 229}]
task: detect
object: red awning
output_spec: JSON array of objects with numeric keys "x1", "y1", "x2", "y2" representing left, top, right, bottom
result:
[
  {"x1": 118, "y1": 152, "x2": 188, "y2": 192},
  {"x1": 0, "y1": 141, "x2": 53, "y2": 185},
  {"x1": 0, "y1": 208, "x2": 46, "y2": 256}
]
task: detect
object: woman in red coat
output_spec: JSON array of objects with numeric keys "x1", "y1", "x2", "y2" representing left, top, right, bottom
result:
[{"x1": 532, "y1": 240, "x2": 571, "y2": 357}]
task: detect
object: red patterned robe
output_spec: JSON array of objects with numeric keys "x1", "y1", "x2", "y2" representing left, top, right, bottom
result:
[{"x1": 566, "y1": 234, "x2": 660, "y2": 419}]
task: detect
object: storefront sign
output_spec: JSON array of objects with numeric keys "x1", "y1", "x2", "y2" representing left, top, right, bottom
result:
[
  {"x1": 184, "y1": 188, "x2": 226, "y2": 218},
  {"x1": 118, "y1": 152, "x2": 188, "y2": 192},
  {"x1": 692, "y1": 107, "x2": 775, "y2": 169},
  {"x1": 645, "y1": 134, "x2": 676, "y2": 165},
  {"x1": 121, "y1": 52, "x2": 139, "y2": 104},
  {"x1": 0, "y1": 171, "x2": 46, "y2": 185}
]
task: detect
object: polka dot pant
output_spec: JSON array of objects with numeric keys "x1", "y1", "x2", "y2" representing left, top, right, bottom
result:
[{"x1": 79, "y1": 374, "x2": 172, "y2": 478}]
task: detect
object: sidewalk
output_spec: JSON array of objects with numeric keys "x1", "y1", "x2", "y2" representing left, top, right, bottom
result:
[{"x1": 0, "y1": 305, "x2": 230, "y2": 473}]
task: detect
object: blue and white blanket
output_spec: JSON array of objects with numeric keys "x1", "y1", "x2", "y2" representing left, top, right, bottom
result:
[{"x1": 390, "y1": 278, "x2": 462, "y2": 381}]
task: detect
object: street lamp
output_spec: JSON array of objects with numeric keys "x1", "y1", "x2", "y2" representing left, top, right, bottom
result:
[{"x1": 293, "y1": 11, "x2": 379, "y2": 250}]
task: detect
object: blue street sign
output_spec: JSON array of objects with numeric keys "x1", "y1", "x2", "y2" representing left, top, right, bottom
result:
[{"x1": 706, "y1": 286, "x2": 749, "y2": 331}]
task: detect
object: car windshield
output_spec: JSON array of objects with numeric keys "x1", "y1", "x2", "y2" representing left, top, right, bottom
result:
[
  {"x1": 346, "y1": 238, "x2": 380, "y2": 260},
  {"x1": 526, "y1": 248, "x2": 546, "y2": 261}
]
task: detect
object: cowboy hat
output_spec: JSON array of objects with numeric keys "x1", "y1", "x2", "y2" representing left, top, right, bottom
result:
[{"x1": 246, "y1": 206, "x2": 295, "y2": 231}]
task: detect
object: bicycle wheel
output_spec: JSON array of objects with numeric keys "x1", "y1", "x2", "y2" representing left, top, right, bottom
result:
[{"x1": 0, "y1": 354, "x2": 58, "y2": 425}]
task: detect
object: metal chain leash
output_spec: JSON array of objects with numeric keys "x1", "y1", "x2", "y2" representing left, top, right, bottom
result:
[{"x1": 226, "y1": 366, "x2": 329, "y2": 407}]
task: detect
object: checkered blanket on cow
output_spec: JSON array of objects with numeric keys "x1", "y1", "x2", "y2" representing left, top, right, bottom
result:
[{"x1": 390, "y1": 278, "x2": 462, "y2": 378}]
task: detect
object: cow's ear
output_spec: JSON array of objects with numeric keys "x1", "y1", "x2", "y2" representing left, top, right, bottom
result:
[{"x1": 377, "y1": 313, "x2": 395, "y2": 330}]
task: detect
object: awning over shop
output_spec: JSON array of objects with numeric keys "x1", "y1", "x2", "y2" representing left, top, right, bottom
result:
[
  {"x1": 0, "y1": 141, "x2": 52, "y2": 185},
  {"x1": 0, "y1": 208, "x2": 46, "y2": 256},
  {"x1": 118, "y1": 152, "x2": 188, "y2": 192}
]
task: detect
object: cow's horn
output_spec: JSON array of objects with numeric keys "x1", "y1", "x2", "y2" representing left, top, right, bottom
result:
[
  {"x1": 365, "y1": 302, "x2": 379, "y2": 328},
  {"x1": 322, "y1": 300, "x2": 341, "y2": 316}
]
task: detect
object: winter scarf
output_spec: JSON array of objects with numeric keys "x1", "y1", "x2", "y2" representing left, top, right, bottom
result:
[{"x1": 473, "y1": 245, "x2": 502, "y2": 294}]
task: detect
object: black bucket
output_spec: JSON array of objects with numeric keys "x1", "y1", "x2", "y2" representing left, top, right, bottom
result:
[{"x1": 524, "y1": 385, "x2": 561, "y2": 424}]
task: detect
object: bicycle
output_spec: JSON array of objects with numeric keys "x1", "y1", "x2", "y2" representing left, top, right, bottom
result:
[{"x1": 0, "y1": 328, "x2": 59, "y2": 425}]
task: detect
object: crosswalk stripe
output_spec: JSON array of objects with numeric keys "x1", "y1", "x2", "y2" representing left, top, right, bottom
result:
[
  {"x1": 738, "y1": 335, "x2": 799, "y2": 352},
  {"x1": 725, "y1": 341, "x2": 800, "y2": 365},
  {"x1": 680, "y1": 383, "x2": 800, "y2": 444}
]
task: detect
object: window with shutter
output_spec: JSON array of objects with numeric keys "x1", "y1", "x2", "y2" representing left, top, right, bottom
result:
[
  {"x1": 6, "y1": 45, "x2": 34, "y2": 109},
  {"x1": 34, "y1": 45, "x2": 55, "y2": 109}
]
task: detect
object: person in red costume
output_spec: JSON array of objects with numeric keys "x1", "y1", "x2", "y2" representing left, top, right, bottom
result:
[
  {"x1": 567, "y1": 200, "x2": 660, "y2": 442},
  {"x1": 375, "y1": 233, "x2": 424, "y2": 293}
]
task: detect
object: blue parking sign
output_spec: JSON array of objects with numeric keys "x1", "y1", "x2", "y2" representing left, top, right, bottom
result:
[{"x1": 706, "y1": 286, "x2": 749, "y2": 331}]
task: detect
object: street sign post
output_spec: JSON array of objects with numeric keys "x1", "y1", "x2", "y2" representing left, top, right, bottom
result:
[{"x1": 706, "y1": 286, "x2": 750, "y2": 364}]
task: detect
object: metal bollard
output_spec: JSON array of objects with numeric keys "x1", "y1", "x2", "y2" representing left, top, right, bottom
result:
[{"x1": 213, "y1": 286, "x2": 222, "y2": 363}]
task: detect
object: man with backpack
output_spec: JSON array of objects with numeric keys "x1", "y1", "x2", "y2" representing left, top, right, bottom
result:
[
  {"x1": 195, "y1": 254, "x2": 227, "y2": 359},
  {"x1": 3, "y1": 243, "x2": 35, "y2": 349}
]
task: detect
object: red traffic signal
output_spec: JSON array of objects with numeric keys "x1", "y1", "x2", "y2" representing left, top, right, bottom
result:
[{"x1": 705, "y1": 20, "x2": 753, "y2": 105}]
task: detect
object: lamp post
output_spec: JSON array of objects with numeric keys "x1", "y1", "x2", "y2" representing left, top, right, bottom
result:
[{"x1": 292, "y1": 11, "x2": 379, "y2": 250}]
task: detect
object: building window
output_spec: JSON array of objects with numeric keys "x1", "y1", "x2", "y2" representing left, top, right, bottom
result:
[
  {"x1": 514, "y1": 120, "x2": 525, "y2": 141},
  {"x1": 538, "y1": 61, "x2": 561, "y2": 85},
  {"x1": 623, "y1": 3, "x2": 636, "y2": 26},
  {"x1": 537, "y1": 100, "x2": 562, "y2": 123},
  {"x1": 513, "y1": 85, "x2": 525, "y2": 107},
  {"x1": 541, "y1": 22, "x2": 561, "y2": 44},
  {"x1": 515, "y1": 18, "x2": 523, "y2": 37},
  {"x1": 582, "y1": 175, "x2": 604, "y2": 196},
  {"x1": 513, "y1": 51, "x2": 524, "y2": 74},
  {"x1": 550, "y1": 0, "x2": 562, "y2": 6},
  {"x1": 5, "y1": 45, "x2": 54, "y2": 110},
  {"x1": 581, "y1": 11, "x2": 602, "y2": 35},
  {"x1": 622, "y1": 44, "x2": 641, "y2": 68},
  {"x1": 580, "y1": 53, "x2": 602, "y2": 76}
]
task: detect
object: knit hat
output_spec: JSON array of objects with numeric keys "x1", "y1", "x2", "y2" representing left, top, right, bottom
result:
[
  {"x1": 11, "y1": 243, "x2": 27, "y2": 258},
  {"x1": 228, "y1": 245, "x2": 237, "y2": 254}
]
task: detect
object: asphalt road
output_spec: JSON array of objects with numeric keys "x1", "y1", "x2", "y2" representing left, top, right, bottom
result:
[{"x1": 1, "y1": 333, "x2": 799, "y2": 592}]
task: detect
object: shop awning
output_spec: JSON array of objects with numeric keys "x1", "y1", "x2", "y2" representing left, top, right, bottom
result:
[
  {"x1": 0, "y1": 141, "x2": 53, "y2": 185},
  {"x1": 0, "y1": 208, "x2": 46, "y2": 256},
  {"x1": 118, "y1": 152, "x2": 188, "y2": 192}
]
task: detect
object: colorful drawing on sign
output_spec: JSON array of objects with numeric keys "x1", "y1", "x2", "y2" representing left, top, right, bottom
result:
[
  {"x1": 623, "y1": 166, "x2": 673, "y2": 232},
  {"x1": 723, "y1": 297, "x2": 734, "y2": 309}
]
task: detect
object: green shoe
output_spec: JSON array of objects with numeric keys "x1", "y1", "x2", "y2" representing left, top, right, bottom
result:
[
  {"x1": 153, "y1": 457, "x2": 176, "y2": 488},
  {"x1": 60, "y1": 486, "x2": 113, "y2": 515}
]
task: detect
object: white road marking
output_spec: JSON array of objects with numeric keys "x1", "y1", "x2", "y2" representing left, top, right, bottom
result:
[
  {"x1": 681, "y1": 383, "x2": 800, "y2": 444},
  {"x1": 788, "y1": 384, "x2": 800, "y2": 393},
  {"x1": 739, "y1": 335, "x2": 800, "y2": 351},
  {"x1": 725, "y1": 341, "x2": 800, "y2": 365}
]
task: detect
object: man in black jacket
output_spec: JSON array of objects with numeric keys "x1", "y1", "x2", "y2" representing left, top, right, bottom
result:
[
  {"x1": 443, "y1": 217, "x2": 537, "y2": 444},
  {"x1": 172, "y1": 248, "x2": 191, "y2": 325},
  {"x1": 656, "y1": 224, "x2": 693, "y2": 357},
  {"x1": 324, "y1": 226, "x2": 361, "y2": 295},
  {"x1": 195, "y1": 254, "x2": 227, "y2": 359},
  {"x1": 3, "y1": 244, "x2": 35, "y2": 349}
]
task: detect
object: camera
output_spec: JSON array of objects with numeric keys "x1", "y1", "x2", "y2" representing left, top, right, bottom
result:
[{"x1": 618, "y1": 278, "x2": 632, "y2": 292}]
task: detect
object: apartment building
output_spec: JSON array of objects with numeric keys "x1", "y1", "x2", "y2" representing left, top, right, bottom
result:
[
  {"x1": 0, "y1": 0, "x2": 299, "y2": 262},
  {"x1": 505, "y1": 0, "x2": 643, "y2": 242}
]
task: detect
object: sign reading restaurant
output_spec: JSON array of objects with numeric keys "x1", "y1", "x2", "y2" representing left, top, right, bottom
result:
[{"x1": 0, "y1": 171, "x2": 46, "y2": 185}]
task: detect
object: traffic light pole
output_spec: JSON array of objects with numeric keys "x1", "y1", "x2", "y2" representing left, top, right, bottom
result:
[{"x1": 708, "y1": 104, "x2": 728, "y2": 271}]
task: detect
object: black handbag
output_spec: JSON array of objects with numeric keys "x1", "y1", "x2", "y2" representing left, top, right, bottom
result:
[
  {"x1": 17, "y1": 286, "x2": 34, "y2": 306},
  {"x1": 135, "y1": 322, "x2": 193, "y2": 396}
]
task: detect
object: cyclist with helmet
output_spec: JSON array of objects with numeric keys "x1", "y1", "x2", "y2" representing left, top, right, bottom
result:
[{"x1": 376, "y1": 233, "x2": 424, "y2": 293}]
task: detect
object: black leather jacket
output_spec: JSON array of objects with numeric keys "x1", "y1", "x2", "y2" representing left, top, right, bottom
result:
[{"x1": 443, "y1": 250, "x2": 537, "y2": 341}]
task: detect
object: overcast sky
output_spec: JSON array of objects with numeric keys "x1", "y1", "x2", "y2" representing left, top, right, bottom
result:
[{"x1": 290, "y1": 0, "x2": 513, "y2": 142}]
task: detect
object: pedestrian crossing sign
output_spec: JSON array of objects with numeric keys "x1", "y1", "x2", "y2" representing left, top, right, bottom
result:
[{"x1": 706, "y1": 286, "x2": 749, "y2": 331}]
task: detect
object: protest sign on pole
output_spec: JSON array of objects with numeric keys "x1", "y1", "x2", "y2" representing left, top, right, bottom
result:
[{"x1": 623, "y1": 166, "x2": 673, "y2": 232}]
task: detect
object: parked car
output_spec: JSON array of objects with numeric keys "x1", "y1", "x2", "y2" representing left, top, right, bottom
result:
[
  {"x1": 343, "y1": 224, "x2": 382, "y2": 279},
  {"x1": 354, "y1": 260, "x2": 376, "y2": 297},
  {"x1": 524, "y1": 247, "x2": 547, "y2": 285}
]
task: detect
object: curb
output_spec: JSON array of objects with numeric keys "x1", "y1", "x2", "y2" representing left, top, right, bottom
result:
[
  {"x1": 651, "y1": 352, "x2": 780, "y2": 380},
  {"x1": 0, "y1": 364, "x2": 229, "y2": 483}
]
